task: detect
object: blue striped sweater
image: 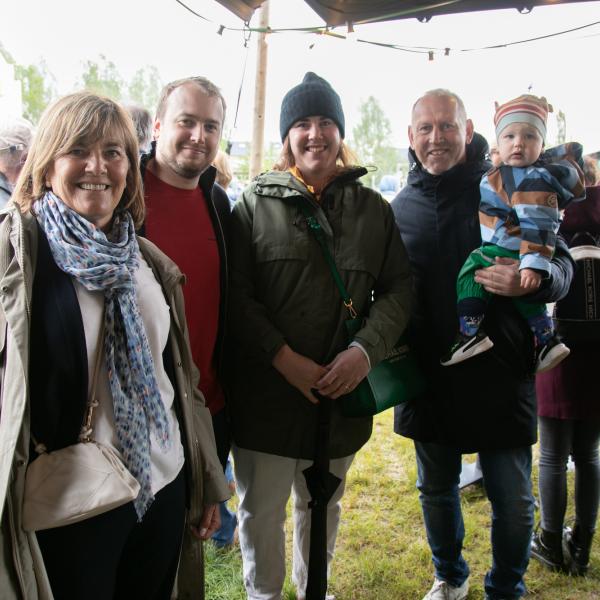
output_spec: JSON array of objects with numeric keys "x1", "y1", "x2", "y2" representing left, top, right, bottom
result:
[{"x1": 479, "y1": 142, "x2": 585, "y2": 274}]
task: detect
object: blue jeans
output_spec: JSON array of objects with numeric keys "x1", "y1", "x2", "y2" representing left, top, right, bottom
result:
[
  {"x1": 415, "y1": 442, "x2": 535, "y2": 600},
  {"x1": 212, "y1": 459, "x2": 238, "y2": 548}
]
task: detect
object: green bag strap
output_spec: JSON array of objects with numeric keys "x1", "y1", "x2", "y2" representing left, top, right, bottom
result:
[{"x1": 297, "y1": 201, "x2": 358, "y2": 319}]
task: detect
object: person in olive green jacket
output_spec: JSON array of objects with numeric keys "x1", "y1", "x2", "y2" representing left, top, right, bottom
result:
[{"x1": 228, "y1": 72, "x2": 412, "y2": 600}]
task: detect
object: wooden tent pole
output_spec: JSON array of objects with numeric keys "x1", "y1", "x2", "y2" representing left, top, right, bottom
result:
[{"x1": 249, "y1": 1, "x2": 269, "y2": 179}]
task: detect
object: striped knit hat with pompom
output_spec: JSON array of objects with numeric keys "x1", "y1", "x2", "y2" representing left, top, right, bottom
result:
[{"x1": 494, "y1": 94, "x2": 553, "y2": 142}]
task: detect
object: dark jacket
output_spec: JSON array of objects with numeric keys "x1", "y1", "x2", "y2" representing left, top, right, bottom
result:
[
  {"x1": 139, "y1": 144, "x2": 231, "y2": 381},
  {"x1": 0, "y1": 173, "x2": 12, "y2": 209},
  {"x1": 391, "y1": 133, "x2": 575, "y2": 452},
  {"x1": 536, "y1": 185, "x2": 600, "y2": 420},
  {"x1": 229, "y1": 168, "x2": 412, "y2": 459}
]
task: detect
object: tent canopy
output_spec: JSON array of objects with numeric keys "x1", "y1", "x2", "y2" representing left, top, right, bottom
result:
[{"x1": 214, "y1": 0, "x2": 595, "y2": 26}]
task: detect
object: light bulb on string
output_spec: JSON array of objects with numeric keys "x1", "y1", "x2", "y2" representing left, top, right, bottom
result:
[{"x1": 309, "y1": 29, "x2": 324, "y2": 50}]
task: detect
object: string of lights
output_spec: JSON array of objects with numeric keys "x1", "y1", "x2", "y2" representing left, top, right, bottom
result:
[{"x1": 174, "y1": 0, "x2": 600, "y2": 60}]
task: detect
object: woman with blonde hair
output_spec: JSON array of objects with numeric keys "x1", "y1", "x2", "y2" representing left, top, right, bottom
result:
[
  {"x1": 0, "y1": 91, "x2": 228, "y2": 600},
  {"x1": 228, "y1": 72, "x2": 412, "y2": 600}
]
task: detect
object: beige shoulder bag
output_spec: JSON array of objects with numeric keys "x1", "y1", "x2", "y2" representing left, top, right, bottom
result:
[{"x1": 22, "y1": 315, "x2": 140, "y2": 531}]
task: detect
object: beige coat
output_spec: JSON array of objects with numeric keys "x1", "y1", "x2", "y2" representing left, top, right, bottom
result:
[{"x1": 0, "y1": 204, "x2": 229, "y2": 599}]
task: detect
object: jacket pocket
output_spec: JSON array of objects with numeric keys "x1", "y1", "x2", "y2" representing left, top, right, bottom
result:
[
  {"x1": 255, "y1": 242, "x2": 309, "y2": 263},
  {"x1": 337, "y1": 255, "x2": 381, "y2": 281}
]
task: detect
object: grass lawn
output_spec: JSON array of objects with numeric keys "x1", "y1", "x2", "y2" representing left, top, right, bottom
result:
[{"x1": 206, "y1": 410, "x2": 600, "y2": 599}]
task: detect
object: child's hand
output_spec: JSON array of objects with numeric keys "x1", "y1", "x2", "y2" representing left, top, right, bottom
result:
[{"x1": 520, "y1": 268, "x2": 542, "y2": 290}]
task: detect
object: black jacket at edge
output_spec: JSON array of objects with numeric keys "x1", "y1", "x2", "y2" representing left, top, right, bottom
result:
[{"x1": 139, "y1": 144, "x2": 231, "y2": 383}]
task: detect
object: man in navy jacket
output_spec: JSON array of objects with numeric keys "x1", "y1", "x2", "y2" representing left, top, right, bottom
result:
[{"x1": 391, "y1": 89, "x2": 574, "y2": 600}]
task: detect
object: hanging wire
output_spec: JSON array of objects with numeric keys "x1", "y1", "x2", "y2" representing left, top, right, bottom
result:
[
  {"x1": 232, "y1": 27, "x2": 252, "y2": 131},
  {"x1": 460, "y1": 18, "x2": 600, "y2": 51},
  {"x1": 174, "y1": 0, "x2": 212, "y2": 22},
  {"x1": 172, "y1": 0, "x2": 600, "y2": 58}
]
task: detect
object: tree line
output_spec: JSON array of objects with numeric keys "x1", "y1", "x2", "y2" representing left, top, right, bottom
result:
[{"x1": 1, "y1": 45, "x2": 162, "y2": 124}]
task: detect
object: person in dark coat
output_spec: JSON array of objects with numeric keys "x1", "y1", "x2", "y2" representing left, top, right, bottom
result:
[
  {"x1": 531, "y1": 184, "x2": 600, "y2": 576},
  {"x1": 391, "y1": 89, "x2": 575, "y2": 600}
]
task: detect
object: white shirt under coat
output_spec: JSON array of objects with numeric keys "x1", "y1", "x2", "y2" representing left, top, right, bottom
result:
[{"x1": 73, "y1": 253, "x2": 185, "y2": 496}]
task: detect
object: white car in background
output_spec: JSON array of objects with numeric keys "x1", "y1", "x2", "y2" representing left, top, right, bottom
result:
[{"x1": 378, "y1": 174, "x2": 400, "y2": 202}]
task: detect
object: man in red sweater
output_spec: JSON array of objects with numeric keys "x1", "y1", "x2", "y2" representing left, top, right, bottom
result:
[{"x1": 140, "y1": 77, "x2": 234, "y2": 543}]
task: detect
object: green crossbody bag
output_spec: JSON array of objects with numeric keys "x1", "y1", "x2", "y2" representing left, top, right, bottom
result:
[{"x1": 299, "y1": 201, "x2": 426, "y2": 417}]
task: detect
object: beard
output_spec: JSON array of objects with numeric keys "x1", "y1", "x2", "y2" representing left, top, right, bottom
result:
[
  {"x1": 169, "y1": 155, "x2": 208, "y2": 179},
  {"x1": 158, "y1": 142, "x2": 212, "y2": 180}
]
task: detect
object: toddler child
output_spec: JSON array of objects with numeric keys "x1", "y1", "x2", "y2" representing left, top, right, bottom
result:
[{"x1": 442, "y1": 94, "x2": 585, "y2": 372}]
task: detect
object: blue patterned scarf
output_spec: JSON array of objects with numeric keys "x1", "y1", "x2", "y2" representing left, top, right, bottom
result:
[{"x1": 34, "y1": 192, "x2": 171, "y2": 520}]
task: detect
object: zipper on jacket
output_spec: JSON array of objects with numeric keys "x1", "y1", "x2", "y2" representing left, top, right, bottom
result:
[{"x1": 206, "y1": 193, "x2": 229, "y2": 373}]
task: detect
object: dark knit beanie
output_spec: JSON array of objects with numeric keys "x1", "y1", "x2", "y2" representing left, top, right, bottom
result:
[{"x1": 279, "y1": 72, "x2": 345, "y2": 141}]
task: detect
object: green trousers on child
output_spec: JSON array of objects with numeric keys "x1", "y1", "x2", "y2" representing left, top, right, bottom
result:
[{"x1": 456, "y1": 244, "x2": 546, "y2": 320}]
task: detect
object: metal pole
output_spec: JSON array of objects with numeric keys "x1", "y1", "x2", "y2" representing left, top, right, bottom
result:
[{"x1": 249, "y1": 1, "x2": 269, "y2": 179}]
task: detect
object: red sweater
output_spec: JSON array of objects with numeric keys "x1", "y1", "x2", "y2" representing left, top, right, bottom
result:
[{"x1": 144, "y1": 169, "x2": 225, "y2": 415}]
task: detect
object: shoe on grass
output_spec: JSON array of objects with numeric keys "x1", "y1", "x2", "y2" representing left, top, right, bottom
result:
[
  {"x1": 563, "y1": 524, "x2": 594, "y2": 576},
  {"x1": 535, "y1": 336, "x2": 570, "y2": 373},
  {"x1": 422, "y1": 577, "x2": 469, "y2": 600},
  {"x1": 530, "y1": 527, "x2": 565, "y2": 571},
  {"x1": 441, "y1": 331, "x2": 493, "y2": 366}
]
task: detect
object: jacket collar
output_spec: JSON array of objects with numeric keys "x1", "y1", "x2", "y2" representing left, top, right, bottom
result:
[
  {"x1": 406, "y1": 132, "x2": 490, "y2": 186},
  {"x1": 137, "y1": 236, "x2": 184, "y2": 296},
  {"x1": 253, "y1": 165, "x2": 368, "y2": 198}
]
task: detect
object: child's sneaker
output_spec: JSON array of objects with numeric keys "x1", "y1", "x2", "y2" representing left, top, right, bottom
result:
[
  {"x1": 440, "y1": 331, "x2": 494, "y2": 366},
  {"x1": 535, "y1": 336, "x2": 570, "y2": 373}
]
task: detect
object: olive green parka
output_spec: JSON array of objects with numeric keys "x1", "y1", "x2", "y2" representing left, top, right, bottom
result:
[{"x1": 228, "y1": 168, "x2": 412, "y2": 459}]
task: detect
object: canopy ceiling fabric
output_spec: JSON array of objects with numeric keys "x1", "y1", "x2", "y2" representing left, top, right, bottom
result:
[{"x1": 214, "y1": 0, "x2": 594, "y2": 25}]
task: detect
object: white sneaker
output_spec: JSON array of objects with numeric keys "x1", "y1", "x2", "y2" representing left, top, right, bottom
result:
[
  {"x1": 440, "y1": 331, "x2": 493, "y2": 366},
  {"x1": 535, "y1": 336, "x2": 570, "y2": 373},
  {"x1": 422, "y1": 577, "x2": 469, "y2": 600}
]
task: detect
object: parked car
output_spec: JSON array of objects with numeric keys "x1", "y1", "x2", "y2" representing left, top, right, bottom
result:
[{"x1": 378, "y1": 174, "x2": 400, "y2": 202}]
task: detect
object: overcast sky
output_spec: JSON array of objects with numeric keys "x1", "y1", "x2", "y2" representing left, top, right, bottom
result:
[{"x1": 1, "y1": 0, "x2": 600, "y2": 154}]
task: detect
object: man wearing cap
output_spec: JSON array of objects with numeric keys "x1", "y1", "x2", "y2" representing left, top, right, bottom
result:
[
  {"x1": 391, "y1": 90, "x2": 575, "y2": 600},
  {"x1": 0, "y1": 117, "x2": 34, "y2": 208}
]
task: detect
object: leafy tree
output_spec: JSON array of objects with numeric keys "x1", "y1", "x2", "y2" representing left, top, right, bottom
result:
[
  {"x1": 128, "y1": 66, "x2": 163, "y2": 114},
  {"x1": 14, "y1": 62, "x2": 55, "y2": 124},
  {"x1": 352, "y1": 96, "x2": 400, "y2": 184},
  {"x1": 262, "y1": 142, "x2": 281, "y2": 172},
  {"x1": 79, "y1": 55, "x2": 123, "y2": 100},
  {"x1": 1, "y1": 43, "x2": 55, "y2": 123}
]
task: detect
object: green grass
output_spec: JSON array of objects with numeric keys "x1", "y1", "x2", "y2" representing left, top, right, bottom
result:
[{"x1": 206, "y1": 411, "x2": 600, "y2": 599}]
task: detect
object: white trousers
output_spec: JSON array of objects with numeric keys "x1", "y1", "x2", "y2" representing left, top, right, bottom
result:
[{"x1": 232, "y1": 445, "x2": 355, "y2": 600}]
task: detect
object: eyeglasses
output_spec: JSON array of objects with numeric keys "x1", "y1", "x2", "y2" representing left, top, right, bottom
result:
[{"x1": 0, "y1": 144, "x2": 26, "y2": 153}]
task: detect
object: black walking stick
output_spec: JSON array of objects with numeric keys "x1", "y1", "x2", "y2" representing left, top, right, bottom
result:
[{"x1": 302, "y1": 390, "x2": 342, "y2": 600}]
